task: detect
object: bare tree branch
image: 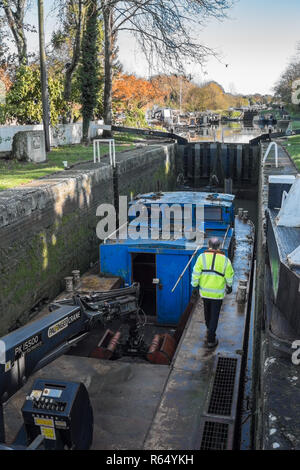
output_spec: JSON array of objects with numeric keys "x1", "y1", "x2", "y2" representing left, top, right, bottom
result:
[
  {"x1": 100, "y1": 0, "x2": 234, "y2": 130},
  {"x1": 0, "y1": 0, "x2": 28, "y2": 65}
]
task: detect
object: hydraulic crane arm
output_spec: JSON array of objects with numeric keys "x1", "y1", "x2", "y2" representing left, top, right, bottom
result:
[{"x1": 0, "y1": 283, "x2": 140, "y2": 405}]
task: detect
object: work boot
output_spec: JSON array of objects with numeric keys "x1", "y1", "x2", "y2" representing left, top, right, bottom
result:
[{"x1": 207, "y1": 337, "x2": 219, "y2": 349}]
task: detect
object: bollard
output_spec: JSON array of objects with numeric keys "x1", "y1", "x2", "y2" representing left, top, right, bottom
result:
[
  {"x1": 224, "y1": 178, "x2": 233, "y2": 194},
  {"x1": 236, "y1": 280, "x2": 247, "y2": 303},
  {"x1": 65, "y1": 276, "x2": 73, "y2": 292},
  {"x1": 72, "y1": 270, "x2": 80, "y2": 288}
]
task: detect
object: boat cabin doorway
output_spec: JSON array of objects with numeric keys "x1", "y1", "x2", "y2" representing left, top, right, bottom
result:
[
  {"x1": 131, "y1": 251, "x2": 191, "y2": 325},
  {"x1": 131, "y1": 253, "x2": 157, "y2": 318}
]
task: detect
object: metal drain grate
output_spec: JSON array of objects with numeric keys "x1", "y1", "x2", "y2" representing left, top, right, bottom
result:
[
  {"x1": 207, "y1": 356, "x2": 238, "y2": 416},
  {"x1": 200, "y1": 421, "x2": 229, "y2": 450}
]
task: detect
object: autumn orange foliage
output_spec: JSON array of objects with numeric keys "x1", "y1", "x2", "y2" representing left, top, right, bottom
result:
[
  {"x1": 150, "y1": 74, "x2": 194, "y2": 105},
  {"x1": 0, "y1": 67, "x2": 11, "y2": 91},
  {"x1": 112, "y1": 73, "x2": 252, "y2": 114},
  {"x1": 113, "y1": 73, "x2": 164, "y2": 112}
]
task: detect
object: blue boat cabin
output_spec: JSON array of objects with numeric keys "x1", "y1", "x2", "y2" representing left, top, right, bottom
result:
[{"x1": 100, "y1": 192, "x2": 235, "y2": 325}]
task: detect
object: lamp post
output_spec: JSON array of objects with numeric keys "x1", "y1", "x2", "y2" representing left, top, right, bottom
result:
[
  {"x1": 179, "y1": 76, "x2": 182, "y2": 114},
  {"x1": 37, "y1": 0, "x2": 50, "y2": 152}
]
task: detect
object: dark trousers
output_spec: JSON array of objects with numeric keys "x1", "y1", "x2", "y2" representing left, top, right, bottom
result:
[{"x1": 203, "y1": 298, "x2": 223, "y2": 342}]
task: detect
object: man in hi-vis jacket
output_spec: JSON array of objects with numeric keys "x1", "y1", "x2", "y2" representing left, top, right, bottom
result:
[{"x1": 191, "y1": 237, "x2": 234, "y2": 348}]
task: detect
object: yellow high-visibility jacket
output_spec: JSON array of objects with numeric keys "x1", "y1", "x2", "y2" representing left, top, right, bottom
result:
[{"x1": 191, "y1": 250, "x2": 234, "y2": 299}]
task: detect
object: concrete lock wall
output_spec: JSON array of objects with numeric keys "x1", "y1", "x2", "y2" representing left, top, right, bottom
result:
[
  {"x1": 0, "y1": 143, "x2": 176, "y2": 335},
  {"x1": 0, "y1": 120, "x2": 104, "y2": 152},
  {"x1": 117, "y1": 144, "x2": 177, "y2": 196}
]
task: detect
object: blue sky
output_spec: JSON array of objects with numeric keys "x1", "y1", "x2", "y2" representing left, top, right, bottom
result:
[{"x1": 25, "y1": 0, "x2": 300, "y2": 95}]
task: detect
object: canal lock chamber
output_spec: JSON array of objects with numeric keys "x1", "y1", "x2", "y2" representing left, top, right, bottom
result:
[
  {"x1": 1, "y1": 138, "x2": 259, "y2": 450},
  {"x1": 100, "y1": 139, "x2": 259, "y2": 449},
  {"x1": 173, "y1": 140, "x2": 259, "y2": 449}
]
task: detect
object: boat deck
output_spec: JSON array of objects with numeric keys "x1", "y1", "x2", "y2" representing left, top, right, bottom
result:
[
  {"x1": 144, "y1": 216, "x2": 254, "y2": 450},
  {"x1": 3, "y1": 355, "x2": 170, "y2": 450}
]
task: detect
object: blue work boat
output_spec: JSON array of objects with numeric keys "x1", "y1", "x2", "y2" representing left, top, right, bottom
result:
[
  {"x1": 1, "y1": 190, "x2": 254, "y2": 450},
  {"x1": 100, "y1": 191, "x2": 235, "y2": 325}
]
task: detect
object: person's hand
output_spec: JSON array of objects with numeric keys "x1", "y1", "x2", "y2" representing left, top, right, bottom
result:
[
  {"x1": 226, "y1": 285, "x2": 232, "y2": 294},
  {"x1": 191, "y1": 287, "x2": 199, "y2": 300}
]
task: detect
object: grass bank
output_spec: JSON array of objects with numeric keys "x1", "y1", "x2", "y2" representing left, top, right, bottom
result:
[
  {"x1": 282, "y1": 135, "x2": 300, "y2": 171},
  {"x1": 259, "y1": 108, "x2": 282, "y2": 119},
  {"x1": 0, "y1": 139, "x2": 135, "y2": 191},
  {"x1": 289, "y1": 110, "x2": 300, "y2": 131}
]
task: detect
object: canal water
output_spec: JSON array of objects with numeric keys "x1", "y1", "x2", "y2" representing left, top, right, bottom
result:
[{"x1": 181, "y1": 122, "x2": 275, "y2": 144}]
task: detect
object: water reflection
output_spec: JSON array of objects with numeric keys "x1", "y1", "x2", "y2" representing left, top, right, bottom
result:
[{"x1": 181, "y1": 122, "x2": 274, "y2": 144}]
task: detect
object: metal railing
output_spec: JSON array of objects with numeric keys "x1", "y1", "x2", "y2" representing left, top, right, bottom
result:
[
  {"x1": 263, "y1": 141, "x2": 278, "y2": 168},
  {"x1": 93, "y1": 139, "x2": 116, "y2": 167},
  {"x1": 103, "y1": 221, "x2": 128, "y2": 244}
]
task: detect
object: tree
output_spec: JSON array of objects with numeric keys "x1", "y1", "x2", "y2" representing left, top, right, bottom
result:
[
  {"x1": 182, "y1": 80, "x2": 249, "y2": 112},
  {"x1": 4, "y1": 65, "x2": 64, "y2": 125},
  {"x1": 100, "y1": 0, "x2": 234, "y2": 135},
  {"x1": 113, "y1": 73, "x2": 162, "y2": 111},
  {"x1": 112, "y1": 73, "x2": 165, "y2": 126},
  {"x1": 0, "y1": 0, "x2": 30, "y2": 66},
  {"x1": 185, "y1": 85, "x2": 208, "y2": 112},
  {"x1": 0, "y1": 66, "x2": 11, "y2": 91},
  {"x1": 0, "y1": 65, "x2": 11, "y2": 123},
  {"x1": 51, "y1": 0, "x2": 86, "y2": 121},
  {"x1": 80, "y1": 0, "x2": 100, "y2": 143},
  {"x1": 274, "y1": 61, "x2": 300, "y2": 106},
  {"x1": 150, "y1": 74, "x2": 193, "y2": 109},
  {"x1": 0, "y1": 15, "x2": 10, "y2": 66},
  {"x1": 274, "y1": 42, "x2": 300, "y2": 108}
]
